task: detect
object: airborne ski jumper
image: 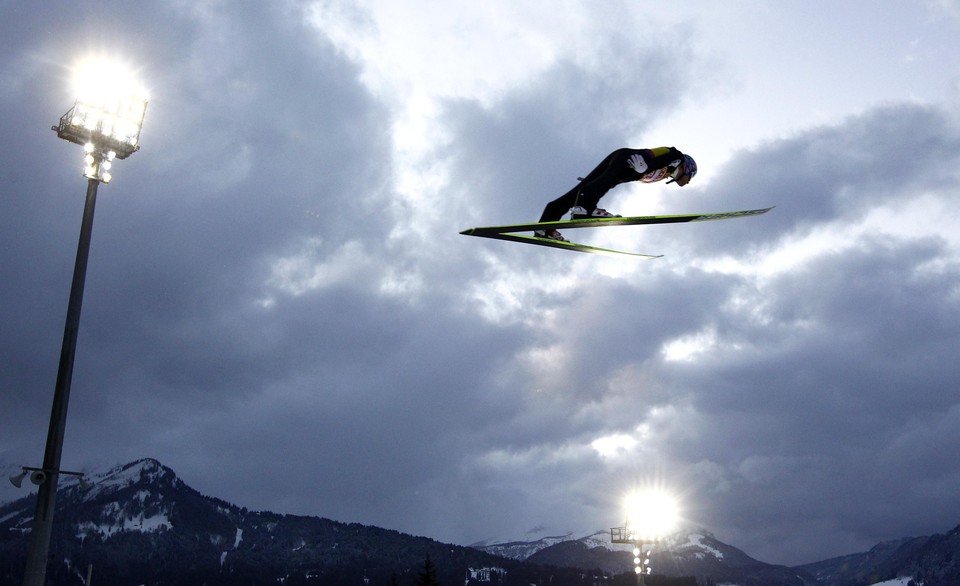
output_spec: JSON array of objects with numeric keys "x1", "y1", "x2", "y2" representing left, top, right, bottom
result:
[
  {"x1": 460, "y1": 146, "x2": 772, "y2": 257},
  {"x1": 536, "y1": 147, "x2": 697, "y2": 241}
]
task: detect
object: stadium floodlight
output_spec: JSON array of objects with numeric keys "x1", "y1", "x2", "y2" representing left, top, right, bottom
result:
[
  {"x1": 611, "y1": 488, "x2": 680, "y2": 586},
  {"x1": 22, "y1": 56, "x2": 146, "y2": 586},
  {"x1": 623, "y1": 488, "x2": 679, "y2": 542},
  {"x1": 51, "y1": 59, "x2": 147, "y2": 183}
]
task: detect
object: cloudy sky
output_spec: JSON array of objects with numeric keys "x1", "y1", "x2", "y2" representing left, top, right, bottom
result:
[{"x1": 3, "y1": 0, "x2": 960, "y2": 567}]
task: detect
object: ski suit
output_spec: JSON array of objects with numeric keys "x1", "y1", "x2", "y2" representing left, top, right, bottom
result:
[{"x1": 538, "y1": 147, "x2": 688, "y2": 223}]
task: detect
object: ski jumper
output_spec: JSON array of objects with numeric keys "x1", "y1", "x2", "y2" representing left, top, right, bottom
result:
[{"x1": 538, "y1": 147, "x2": 688, "y2": 223}]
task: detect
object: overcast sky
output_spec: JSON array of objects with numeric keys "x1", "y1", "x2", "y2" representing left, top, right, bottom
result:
[{"x1": 3, "y1": 0, "x2": 960, "y2": 567}]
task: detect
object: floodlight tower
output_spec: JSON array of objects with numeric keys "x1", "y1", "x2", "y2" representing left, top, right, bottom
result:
[
  {"x1": 610, "y1": 489, "x2": 678, "y2": 586},
  {"x1": 611, "y1": 524, "x2": 654, "y2": 586},
  {"x1": 19, "y1": 62, "x2": 146, "y2": 586}
]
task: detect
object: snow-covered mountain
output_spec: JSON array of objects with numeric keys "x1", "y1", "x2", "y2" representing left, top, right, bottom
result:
[
  {"x1": 473, "y1": 527, "x2": 729, "y2": 562},
  {"x1": 3, "y1": 458, "x2": 960, "y2": 585},
  {"x1": 1, "y1": 458, "x2": 547, "y2": 585},
  {"x1": 470, "y1": 529, "x2": 611, "y2": 561},
  {"x1": 474, "y1": 524, "x2": 960, "y2": 585},
  {"x1": 3, "y1": 459, "x2": 179, "y2": 538},
  {"x1": 475, "y1": 527, "x2": 817, "y2": 585}
]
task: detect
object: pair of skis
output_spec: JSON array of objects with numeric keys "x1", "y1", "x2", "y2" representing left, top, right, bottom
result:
[{"x1": 460, "y1": 207, "x2": 774, "y2": 258}]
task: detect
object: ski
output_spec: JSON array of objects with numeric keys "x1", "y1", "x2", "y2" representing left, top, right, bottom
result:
[
  {"x1": 469, "y1": 231, "x2": 663, "y2": 258},
  {"x1": 459, "y1": 206, "x2": 773, "y2": 257},
  {"x1": 460, "y1": 206, "x2": 774, "y2": 236}
]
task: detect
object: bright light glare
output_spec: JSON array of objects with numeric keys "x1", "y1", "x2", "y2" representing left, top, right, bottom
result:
[
  {"x1": 624, "y1": 488, "x2": 680, "y2": 541},
  {"x1": 70, "y1": 57, "x2": 148, "y2": 149},
  {"x1": 73, "y1": 58, "x2": 147, "y2": 107}
]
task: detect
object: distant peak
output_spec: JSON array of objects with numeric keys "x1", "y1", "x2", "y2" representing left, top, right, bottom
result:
[
  {"x1": 128, "y1": 457, "x2": 164, "y2": 471},
  {"x1": 108, "y1": 458, "x2": 169, "y2": 479},
  {"x1": 79, "y1": 458, "x2": 182, "y2": 501}
]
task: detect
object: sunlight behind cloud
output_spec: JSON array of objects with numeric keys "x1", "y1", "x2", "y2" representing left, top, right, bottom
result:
[
  {"x1": 478, "y1": 440, "x2": 592, "y2": 472},
  {"x1": 661, "y1": 327, "x2": 718, "y2": 362},
  {"x1": 465, "y1": 265, "x2": 583, "y2": 326},
  {"x1": 261, "y1": 239, "x2": 374, "y2": 300},
  {"x1": 303, "y1": 1, "x2": 630, "y2": 244},
  {"x1": 305, "y1": 1, "x2": 575, "y2": 103},
  {"x1": 591, "y1": 433, "x2": 638, "y2": 458}
]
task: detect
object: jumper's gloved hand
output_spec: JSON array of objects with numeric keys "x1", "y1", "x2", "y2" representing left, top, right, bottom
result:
[{"x1": 627, "y1": 153, "x2": 648, "y2": 174}]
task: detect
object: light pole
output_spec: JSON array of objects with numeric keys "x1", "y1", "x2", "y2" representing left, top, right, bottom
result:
[
  {"x1": 610, "y1": 526, "x2": 653, "y2": 586},
  {"x1": 19, "y1": 62, "x2": 146, "y2": 586}
]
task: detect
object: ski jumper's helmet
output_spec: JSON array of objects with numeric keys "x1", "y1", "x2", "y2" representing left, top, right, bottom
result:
[
  {"x1": 681, "y1": 155, "x2": 697, "y2": 181},
  {"x1": 667, "y1": 154, "x2": 697, "y2": 185}
]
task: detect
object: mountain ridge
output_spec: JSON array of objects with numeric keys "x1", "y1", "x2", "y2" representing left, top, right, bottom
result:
[{"x1": 3, "y1": 458, "x2": 960, "y2": 585}]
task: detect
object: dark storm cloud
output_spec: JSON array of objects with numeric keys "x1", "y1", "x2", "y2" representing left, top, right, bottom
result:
[
  {"x1": 4, "y1": 0, "x2": 960, "y2": 570},
  {"x1": 1, "y1": 1, "x2": 390, "y2": 467},
  {"x1": 434, "y1": 86, "x2": 960, "y2": 562},
  {"x1": 0, "y1": 0, "x2": 543, "y2": 540},
  {"x1": 677, "y1": 103, "x2": 960, "y2": 257},
  {"x1": 669, "y1": 235, "x2": 960, "y2": 446},
  {"x1": 647, "y1": 214, "x2": 960, "y2": 560}
]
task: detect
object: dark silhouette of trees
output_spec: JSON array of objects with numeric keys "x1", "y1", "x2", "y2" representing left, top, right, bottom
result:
[{"x1": 416, "y1": 555, "x2": 439, "y2": 586}]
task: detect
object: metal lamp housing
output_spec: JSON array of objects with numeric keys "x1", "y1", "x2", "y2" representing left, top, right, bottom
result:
[{"x1": 52, "y1": 93, "x2": 147, "y2": 182}]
